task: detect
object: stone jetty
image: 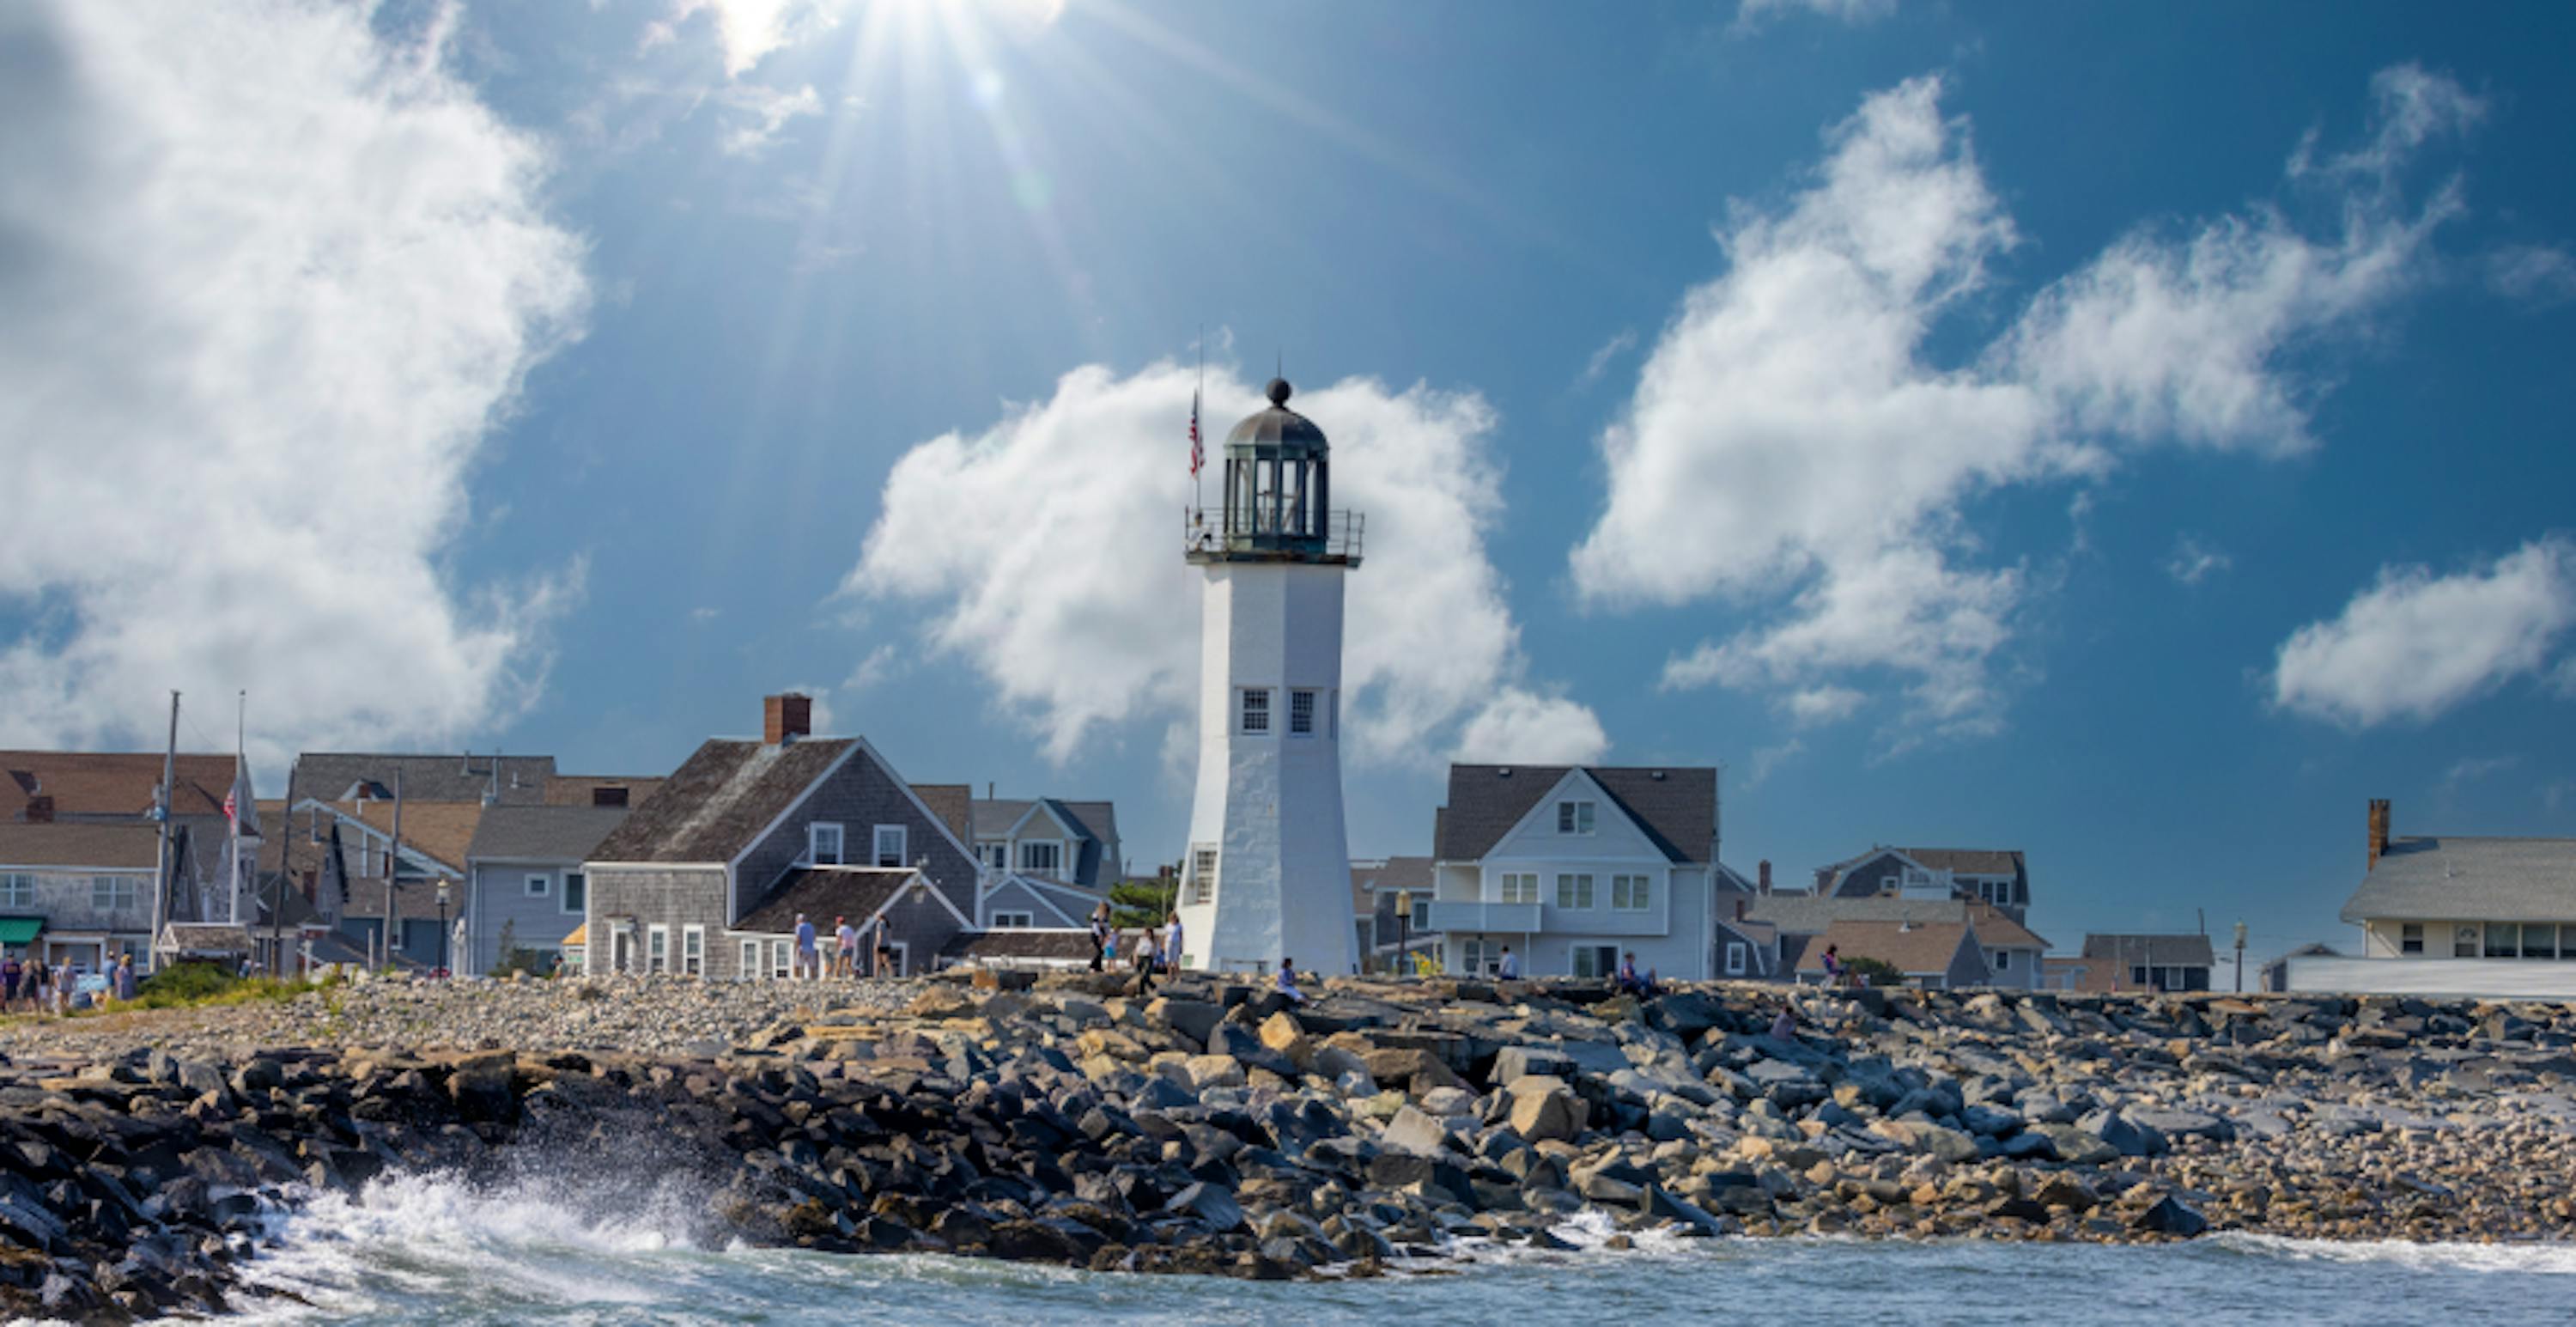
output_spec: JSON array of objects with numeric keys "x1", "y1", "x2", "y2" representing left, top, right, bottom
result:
[{"x1": 3, "y1": 972, "x2": 2575, "y2": 1320}]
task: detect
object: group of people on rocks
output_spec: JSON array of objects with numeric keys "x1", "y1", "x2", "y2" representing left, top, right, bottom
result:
[
  {"x1": 0, "y1": 950, "x2": 136, "y2": 1015},
  {"x1": 1088, "y1": 904, "x2": 1191, "y2": 997},
  {"x1": 788, "y1": 913, "x2": 896, "y2": 980}
]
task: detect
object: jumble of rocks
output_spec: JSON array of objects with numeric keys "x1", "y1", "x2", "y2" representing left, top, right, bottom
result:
[{"x1": 3, "y1": 974, "x2": 2573, "y2": 1321}]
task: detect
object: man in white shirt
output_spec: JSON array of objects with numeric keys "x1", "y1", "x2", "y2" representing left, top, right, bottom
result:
[{"x1": 834, "y1": 916, "x2": 857, "y2": 978}]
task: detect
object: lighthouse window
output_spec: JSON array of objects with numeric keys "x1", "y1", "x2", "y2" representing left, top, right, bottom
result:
[
  {"x1": 1290, "y1": 690, "x2": 1316, "y2": 735},
  {"x1": 1188, "y1": 846, "x2": 1218, "y2": 904},
  {"x1": 1241, "y1": 689, "x2": 1271, "y2": 734}
]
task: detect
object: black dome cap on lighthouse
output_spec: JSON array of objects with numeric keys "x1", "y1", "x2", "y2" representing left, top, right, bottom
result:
[{"x1": 1227, "y1": 376, "x2": 1327, "y2": 449}]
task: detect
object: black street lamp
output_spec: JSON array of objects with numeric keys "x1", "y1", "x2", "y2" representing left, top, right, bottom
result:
[{"x1": 436, "y1": 880, "x2": 452, "y2": 978}]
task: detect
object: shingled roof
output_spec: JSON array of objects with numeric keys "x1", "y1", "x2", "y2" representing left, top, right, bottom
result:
[
  {"x1": 1898, "y1": 848, "x2": 2025, "y2": 877},
  {"x1": 2080, "y1": 933, "x2": 2217, "y2": 966},
  {"x1": 289, "y1": 753, "x2": 556, "y2": 806},
  {"x1": 2341, "y1": 836, "x2": 2576, "y2": 926},
  {"x1": 466, "y1": 805, "x2": 631, "y2": 863},
  {"x1": 1434, "y1": 765, "x2": 1715, "y2": 864},
  {"x1": 0, "y1": 822, "x2": 163, "y2": 870},
  {"x1": 1793, "y1": 919, "x2": 1982, "y2": 978},
  {"x1": 734, "y1": 865, "x2": 917, "y2": 934},
  {"x1": 914, "y1": 785, "x2": 974, "y2": 843},
  {"x1": 590, "y1": 739, "x2": 858, "y2": 864},
  {"x1": 3, "y1": 752, "x2": 237, "y2": 820},
  {"x1": 1747, "y1": 896, "x2": 2051, "y2": 950},
  {"x1": 941, "y1": 928, "x2": 1097, "y2": 963}
]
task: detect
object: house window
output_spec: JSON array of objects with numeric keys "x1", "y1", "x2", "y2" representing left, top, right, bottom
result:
[
  {"x1": 2399, "y1": 922, "x2": 2423, "y2": 955},
  {"x1": 1498, "y1": 872, "x2": 1540, "y2": 905},
  {"x1": 1571, "y1": 944, "x2": 1618, "y2": 979},
  {"x1": 1020, "y1": 841, "x2": 1060, "y2": 874},
  {"x1": 1410, "y1": 897, "x2": 1431, "y2": 930},
  {"x1": 592, "y1": 786, "x2": 629, "y2": 808},
  {"x1": 2455, "y1": 925, "x2": 2480, "y2": 958},
  {"x1": 1726, "y1": 941, "x2": 1747, "y2": 977},
  {"x1": 770, "y1": 939, "x2": 792, "y2": 979},
  {"x1": 1240, "y1": 689, "x2": 1270, "y2": 734},
  {"x1": 2485, "y1": 922, "x2": 2518, "y2": 959},
  {"x1": 1555, "y1": 874, "x2": 1595, "y2": 910},
  {"x1": 1610, "y1": 874, "x2": 1651, "y2": 911},
  {"x1": 1992, "y1": 949, "x2": 2013, "y2": 971},
  {"x1": 2523, "y1": 924, "x2": 2559, "y2": 959},
  {"x1": 2130, "y1": 965, "x2": 2148, "y2": 987},
  {"x1": 1556, "y1": 800, "x2": 1595, "y2": 835},
  {"x1": 1188, "y1": 845, "x2": 1217, "y2": 904},
  {"x1": 525, "y1": 873, "x2": 550, "y2": 898},
  {"x1": 740, "y1": 939, "x2": 762, "y2": 979},
  {"x1": 1290, "y1": 690, "x2": 1316, "y2": 735},
  {"x1": 93, "y1": 876, "x2": 137, "y2": 911},
  {"x1": 992, "y1": 911, "x2": 1034, "y2": 928},
  {"x1": 681, "y1": 926, "x2": 704, "y2": 976},
  {"x1": 1461, "y1": 936, "x2": 1500, "y2": 976},
  {"x1": 980, "y1": 843, "x2": 1008, "y2": 871},
  {"x1": 873, "y1": 825, "x2": 908, "y2": 868},
  {"x1": 647, "y1": 925, "x2": 669, "y2": 973},
  {"x1": 0, "y1": 874, "x2": 30, "y2": 910},
  {"x1": 808, "y1": 823, "x2": 844, "y2": 866},
  {"x1": 562, "y1": 872, "x2": 586, "y2": 915}
]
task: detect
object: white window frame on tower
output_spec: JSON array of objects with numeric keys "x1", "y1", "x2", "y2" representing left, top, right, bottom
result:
[
  {"x1": 1240, "y1": 689, "x2": 1271, "y2": 734},
  {"x1": 1289, "y1": 689, "x2": 1316, "y2": 736},
  {"x1": 1188, "y1": 845, "x2": 1218, "y2": 904}
]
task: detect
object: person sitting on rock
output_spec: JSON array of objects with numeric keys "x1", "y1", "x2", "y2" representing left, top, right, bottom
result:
[
  {"x1": 1613, "y1": 951, "x2": 1660, "y2": 999},
  {"x1": 1276, "y1": 956, "x2": 1308, "y2": 1006},
  {"x1": 1498, "y1": 946, "x2": 1520, "y2": 981},
  {"x1": 1769, "y1": 1002, "x2": 1796, "y2": 1042}
]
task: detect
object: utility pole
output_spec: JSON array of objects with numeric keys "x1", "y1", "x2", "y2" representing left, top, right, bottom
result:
[
  {"x1": 382, "y1": 767, "x2": 404, "y2": 971},
  {"x1": 148, "y1": 691, "x2": 179, "y2": 973},
  {"x1": 2233, "y1": 921, "x2": 2249, "y2": 994}
]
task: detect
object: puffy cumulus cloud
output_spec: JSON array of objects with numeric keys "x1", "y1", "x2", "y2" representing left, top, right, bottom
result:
[
  {"x1": 1574, "y1": 68, "x2": 2472, "y2": 746},
  {"x1": 849, "y1": 363, "x2": 1604, "y2": 767},
  {"x1": 0, "y1": 3, "x2": 587, "y2": 767},
  {"x1": 2272, "y1": 539, "x2": 2575, "y2": 728}
]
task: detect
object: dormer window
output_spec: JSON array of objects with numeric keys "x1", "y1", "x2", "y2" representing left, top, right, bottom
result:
[
  {"x1": 808, "y1": 823, "x2": 844, "y2": 866},
  {"x1": 1556, "y1": 800, "x2": 1595, "y2": 835},
  {"x1": 1020, "y1": 841, "x2": 1060, "y2": 874}
]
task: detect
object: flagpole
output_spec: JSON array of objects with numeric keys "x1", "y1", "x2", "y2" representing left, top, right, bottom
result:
[
  {"x1": 228, "y1": 691, "x2": 244, "y2": 927},
  {"x1": 1195, "y1": 325, "x2": 1206, "y2": 517}
]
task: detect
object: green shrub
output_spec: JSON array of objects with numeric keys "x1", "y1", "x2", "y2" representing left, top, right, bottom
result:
[{"x1": 1842, "y1": 955, "x2": 1907, "y2": 988}]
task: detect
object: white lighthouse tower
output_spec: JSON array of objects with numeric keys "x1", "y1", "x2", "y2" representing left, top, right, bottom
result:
[{"x1": 1176, "y1": 377, "x2": 1362, "y2": 976}]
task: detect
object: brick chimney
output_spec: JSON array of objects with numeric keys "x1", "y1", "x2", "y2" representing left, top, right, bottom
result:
[
  {"x1": 764, "y1": 693, "x2": 813, "y2": 746},
  {"x1": 24, "y1": 795, "x2": 53, "y2": 824},
  {"x1": 1758, "y1": 860, "x2": 1771, "y2": 894},
  {"x1": 2367, "y1": 797, "x2": 2391, "y2": 869},
  {"x1": 1734, "y1": 897, "x2": 1747, "y2": 921}
]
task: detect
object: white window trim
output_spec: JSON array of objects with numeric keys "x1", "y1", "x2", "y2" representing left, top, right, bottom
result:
[
  {"x1": 739, "y1": 939, "x2": 762, "y2": 980},
  {"x1": 681, "y1": 924, "x2": 704, "y2": 976},
  {"x1": 1555, "y1": 873, "x2": 1595, "y2": 910},
  {"x1": 808, "y1": 822, "x2": 845, "y2": 867},
  {"x1": 1020, "y1": 839, "x2": 1063, "y2": 874},
  {"x1": 1288, "y1": 689, "x2": 1317, "y2": 737},
  {"x1": 1240, "y1": 688, "x2": 1271, "y2": 735},
  {"x1": 0, "y1": 874, "x2": 32, "y2": 910},
  {"x1": 770, "y1": 938, "x2": 792, "y2": 979},
  {"x1": 647, "y1": 923, "x2": 670, "y2": 974},
  {"x1": 1497, "y1": 872, "x2": 1540, "y2": 905},
  {"x1": 873, "y1": 824, "x2": 908, "y2": 869},
  {"x1": 1610, "y1": 874, "x2": 1651, "y2": 912},
  {"x1": 1187, "y1": 845, "x2": 1218, "y2": 905},
  {"x1": 561, "y1": 871, "x2": 586, "y2": 917},
  {"x1": 991, "y1": 910, "x2": 1035, "y2": 928},
  {"x1": 1726, "y1": 941, "x2": 1747, "y2": 977},
  {"x1": 525, "y1": 872, "x2": 550, "y2": 898},
  {"x1": 1570, "y1": 942, "x2": 1618, "y2": 980},
  {"x1": 1557, "y1": 800, "x2": 1596, "y2": 836}
]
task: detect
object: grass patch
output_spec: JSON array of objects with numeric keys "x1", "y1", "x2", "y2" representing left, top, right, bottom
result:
[{"x1": 130, "y1": 962, "x2": 335, "y2": 1012}]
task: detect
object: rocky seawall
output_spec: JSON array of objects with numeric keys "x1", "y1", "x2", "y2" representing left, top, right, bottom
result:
[{"x1": 3, "y1": 973, "x2": 2574, "y2": 1320}]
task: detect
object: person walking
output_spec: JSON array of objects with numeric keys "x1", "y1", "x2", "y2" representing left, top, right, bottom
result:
[
  {"x1": 1821, "y1": 943, "x2": 1843, "y2": 989},
  {"x1": 1129, "y1": 935, "x2": 1157, "y2": 998},
  {"x1": 1088, "y1": 903, "x2": 1111, "y2": 973},
  {"x1": 1, "y1": 955, "x2": 19, "y2": 1014},
  {"x1": 113, "y1": 953, "x2": 138, "y2": 1004},
  {"x1": 27, "y1": 957, "x2": 47, "y2": 1015},
  {"x1": 793, "y1": 914, "x2": 818, "y2": 980},
  {"x1": 1161, "y1": 911, "x2": 1184, "y2": 974},
  {"x1": 1274, "y1": 956, "x2": 1307, "y2": 1006},
  {"x1": 834, "y1": 916, "x2": 857, "y2": 979},
  {"x1": 873, "y1": 923, "x2": 896, "y2": 980},
  {"x1": 49, "y1": 957, "x2": 70, "y2": 1015}
]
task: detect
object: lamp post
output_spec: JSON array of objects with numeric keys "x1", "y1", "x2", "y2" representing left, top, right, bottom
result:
[
  {"x1": 436, "y1": 881, "x2": 452, "y2": 978},
  {"x1": 2233, "y1": 921, "x2": 2248, "y2": 994}
]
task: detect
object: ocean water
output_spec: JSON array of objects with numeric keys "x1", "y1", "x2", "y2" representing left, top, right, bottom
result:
[{"x1": 226, "y1": 1174, "x2": 2576, "y2": 1325}]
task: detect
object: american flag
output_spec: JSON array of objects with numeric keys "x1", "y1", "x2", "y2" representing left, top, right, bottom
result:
[{"x1": 1188, "y1": 389, "x2": 1202, "y2": 478}]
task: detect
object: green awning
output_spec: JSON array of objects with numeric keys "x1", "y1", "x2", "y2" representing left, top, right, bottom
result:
[{"x1": 0, "y1": 917, "x2": 46, "y2": 947}]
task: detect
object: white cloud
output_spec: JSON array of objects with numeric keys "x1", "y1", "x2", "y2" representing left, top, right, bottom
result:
[
  {"x1": 1736, "y1": 0, "x2": 1898, "y2": 30},
  {"x1": 841, "y1": 643, "x2": 902, "y2": 696},
  {"x1": 2166, "y1": 533, "x2": 2233, "y2": 586},
  {"x1": 0, "y1": 3, "x2": 588, "y2": 769},
  {"x1": 656, "y1": 0, "x2": 834, "y2": 77},
  {"x1": 719, "y1": 82, "x2": 821, "y2": 155},
  {"x1": 2440, "y1": 754, "x2": 2518, "y2": 793},
  {"x1": 2272, "y1": 538, "x2": 2576, "y2": 727},
  {"x1": 1741, "y1": 739, "x2": 1803, "y2": 789},
  {"x1": 850, "y1": 362, "x2": 1602, "y2": 767},
  {"x1": 1579, "y1": 330, "x2": 1637, "y2": 387},
  {"x1": 1574, "y1": 69, "x2": 2470, "y2": 746},
  {"x1": 2487, "y1": 244, "x2": 2576, "y2": 307}
]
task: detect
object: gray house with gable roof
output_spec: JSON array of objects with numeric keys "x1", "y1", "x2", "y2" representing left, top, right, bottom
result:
[{"x1": 581, "y1": 695, "x2": 981, "y2": 979}]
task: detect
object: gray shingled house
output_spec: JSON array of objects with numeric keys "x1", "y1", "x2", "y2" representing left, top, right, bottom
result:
[{"x1": 580, "y1": 696, "x2": 979, "y2": 979}]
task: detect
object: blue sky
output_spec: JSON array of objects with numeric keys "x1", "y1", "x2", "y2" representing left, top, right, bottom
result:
[{"x1": 6, "y1": 0, "x2": 2575, "y2": 968}]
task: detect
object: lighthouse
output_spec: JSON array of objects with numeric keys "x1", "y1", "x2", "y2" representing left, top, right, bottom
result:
[{"x1": 1176, "y1": 377, "x2": 1362, "y2": 975}]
